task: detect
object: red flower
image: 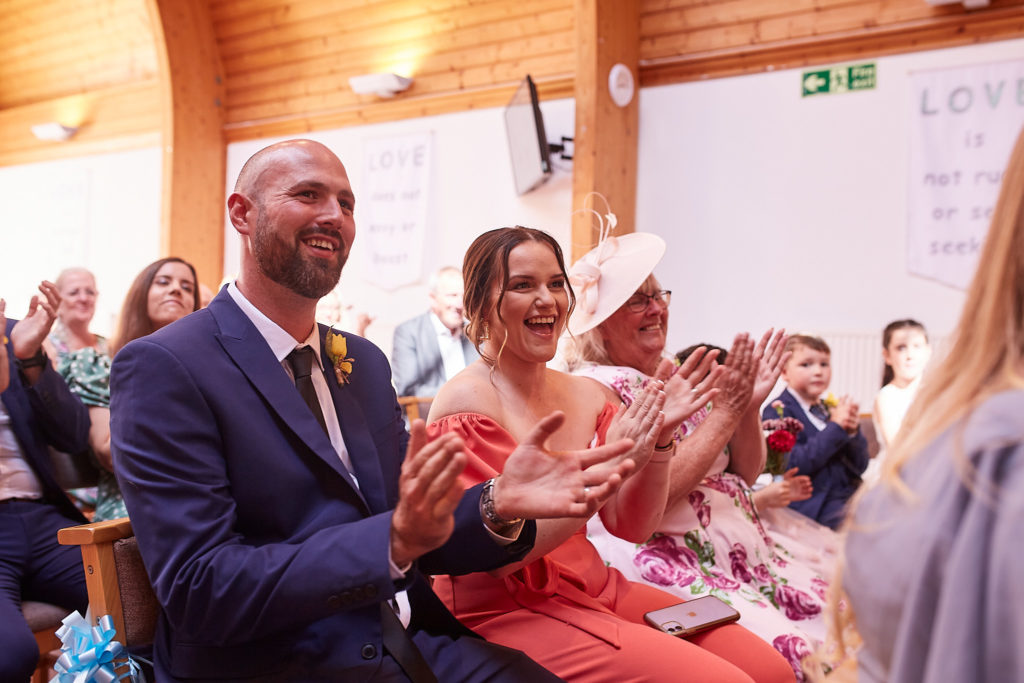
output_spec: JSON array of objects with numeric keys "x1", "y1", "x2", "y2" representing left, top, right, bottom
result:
[{"x1": 766, "y1": 429, "x2": 796, "y2": 454}]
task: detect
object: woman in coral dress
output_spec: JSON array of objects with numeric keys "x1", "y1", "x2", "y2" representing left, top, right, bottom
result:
[{"x1": 427, "y1": 226, "x2": 794, "y2": 683}]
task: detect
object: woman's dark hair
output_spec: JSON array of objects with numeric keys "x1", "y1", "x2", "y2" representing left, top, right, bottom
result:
[
  {"x1": 110, "y1": 257, "x2": 199, "y2": 355},
  {"x1": 880, "y1": 319, "x2": 928, "y2": 387},
  {"x1": 463, "y1": 226, "x2": 575, "y2": 364},
  {"x1": 676, "y1": 343, "x2": 727, "y2": 366},
  {"x1": 675, "y1": 343, "x2": 727, "y2": 383}
]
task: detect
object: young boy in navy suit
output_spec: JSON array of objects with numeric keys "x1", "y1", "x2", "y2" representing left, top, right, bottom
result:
[{"x1": 763, "y1": 334, "x2": 869, "y2": 529}]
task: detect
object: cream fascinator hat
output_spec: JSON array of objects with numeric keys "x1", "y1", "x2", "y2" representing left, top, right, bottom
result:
[{"x1": 567, "y1": 194, "x2": 666, "y2": 336}]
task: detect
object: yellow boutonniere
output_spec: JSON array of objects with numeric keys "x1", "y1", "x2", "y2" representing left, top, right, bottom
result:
[
  {"x1": 822, "y1": 392, "x2": 839, "y2": 410},
  {"x1": 326, "y1": 329, "x2": 354, "y2": 385}
]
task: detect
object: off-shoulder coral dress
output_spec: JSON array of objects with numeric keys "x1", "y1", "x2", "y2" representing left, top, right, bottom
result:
[{"x1": 427, "y1": 408, "x2": 795, "y2": 683}]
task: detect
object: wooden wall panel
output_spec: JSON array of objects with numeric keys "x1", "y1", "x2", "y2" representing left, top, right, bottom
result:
[
  {"x1": 0, "y1": 0, "x2": 160, "y2": 167},
  {"x1": 1, "y1": 0, "x2": 1022, "y2": 161},
  {"x1": 0, "y1": 81, "x2": 162, "y2": 167},
  {"x1": 639, "y1": 0, "x2": 1024, "y2": 87},
  {"x1": 209, "y1": 0, "x2": 576, "y2": 136},
  {"x1": 0, "y1": 0, "x2": 157, "y2": 110}
]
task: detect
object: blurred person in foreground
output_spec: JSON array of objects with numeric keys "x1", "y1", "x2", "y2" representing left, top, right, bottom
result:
[{"x1": 839, "y1": 125, "x2": 1024, "y2": 682}]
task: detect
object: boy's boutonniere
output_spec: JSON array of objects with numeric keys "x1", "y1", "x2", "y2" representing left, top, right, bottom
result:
[
  {"x1": 326, "y1": 329, "x2": 354, "y2": 385},
  {"x1": 821, "y1": 392, "x2": 839, "y2": 415}
]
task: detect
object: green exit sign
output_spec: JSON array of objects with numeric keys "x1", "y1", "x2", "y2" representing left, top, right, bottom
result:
[{"x1": 802, "y1": 63, "x2": 876, "y2": 97}]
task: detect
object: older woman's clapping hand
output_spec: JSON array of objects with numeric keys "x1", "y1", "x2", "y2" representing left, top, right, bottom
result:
[
  {"x1": 709, "y1": 333, "x2": 759, "y2": 418},
  {"x1": 658, "y1": 347, "x2": 722, "y2": 438},
  {"x1": 749, "y1": 328, "x2": 790, "y2": 410}
]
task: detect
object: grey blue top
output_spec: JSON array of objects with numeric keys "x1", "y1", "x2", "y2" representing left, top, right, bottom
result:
[{"x1": 844, "y1": 389, "x2": 1024, "y2": 682}]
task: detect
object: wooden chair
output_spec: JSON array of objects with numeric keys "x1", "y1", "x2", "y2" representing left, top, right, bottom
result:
[
  {"x1": 57, "y1": 517, "x2": 159, "y2": 650},
  {"x1": 397, "y1": 395, "x2": 433, "y2": 423},
  {"x1": 23, "y1": 601, "x2": 64, "y2": 683}
]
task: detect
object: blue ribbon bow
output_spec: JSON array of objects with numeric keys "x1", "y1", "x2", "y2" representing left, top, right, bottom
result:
[{"x1": 50, "y1": 610, "x2": 143, "y2": 683}]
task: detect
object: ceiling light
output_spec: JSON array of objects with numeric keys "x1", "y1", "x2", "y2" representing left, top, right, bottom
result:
[
  {"x1": 348, "y1": 73, "x2": 413, "y2": 98},
  {"x1": 31, "y1": 122, "x2": 78, "y2": 142}
]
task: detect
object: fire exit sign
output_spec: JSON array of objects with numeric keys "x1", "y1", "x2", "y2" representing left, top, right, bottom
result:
[{"x1": 802, "y1": 63, "x2": 877, "y2": 97}]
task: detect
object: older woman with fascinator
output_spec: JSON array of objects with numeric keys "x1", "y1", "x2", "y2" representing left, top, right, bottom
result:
[
  {"x1": 564, "y1": 205, "x2": 834, "y2": 680},
  {"x1": 837, "y1": 127, "x2": 1024, "y2": 682},
  {"x1": 427, "y1": 226, "x2": 794, "y2": 682}
]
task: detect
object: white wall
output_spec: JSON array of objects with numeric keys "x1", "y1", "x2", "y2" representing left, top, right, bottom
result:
[
  {"x1": 639, "y1": 38, "x2": 1024, "y2": 357},
  {"x1": 636, "y1": 37, "x2": 1024, "y2": 406},
  {"x1": 0, "y1": 148, "x2": 162, "y2": 337}
]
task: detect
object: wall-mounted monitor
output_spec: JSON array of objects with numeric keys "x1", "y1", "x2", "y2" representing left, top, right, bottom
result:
[{"x1": 504, "y1": 75, "x2": 552, "y2": 195}]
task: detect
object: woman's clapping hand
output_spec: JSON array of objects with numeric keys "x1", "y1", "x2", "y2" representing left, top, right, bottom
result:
[{"x1": 606, "y1": 379, "x2": 667, "y2": 470}]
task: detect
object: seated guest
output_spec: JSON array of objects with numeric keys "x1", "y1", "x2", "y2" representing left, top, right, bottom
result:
[
  {"x1": 429, "y1": 226, "x2": 795, "y2": 682},
  {"x1": 110, "y1": 139, "x2": 636, "y2": 681},
  {"x1": 864, "y1": 319, "x2": 931, "y2": 484},
  {"x1": 68, "y1": 257, "x2": 199, "y2": 521},
  {"x1": 840, "y1": 126, "x2": 1024, "y2": 682},
  {"x1": 564, "y1": 228, "x2": 831, "y2": 680},
  {"x1": 317, "y1": 287, "x2": 373, "y2": 336},
  {"x1": 764, "y1": 335, "x2": 869, "y2": 530},
  {"x1": 392, "y1": 266, "x2": 478, "y2": 397},
  {"x1": 1, "y1": 284, "x2": 91, "y2": 681},
  {"x1": 674, "y1": 346, "x2": 815, "y2": 522},
  {"x1": 46, "y1": 267, "x2": 108, "y2": 360},
  {"x1": 46, "y1": 266, "x2": 108, "y2": 512}
]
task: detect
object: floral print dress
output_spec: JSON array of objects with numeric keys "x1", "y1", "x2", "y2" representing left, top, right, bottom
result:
[
  {"x1": 49, "y1": 325, "x2": 127, "y2": 521},
  {"x1": 577, "y1": 363, "x2": 836, "y2": 680}
]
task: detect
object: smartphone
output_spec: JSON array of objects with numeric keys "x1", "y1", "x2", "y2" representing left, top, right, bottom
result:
[{"x1": 643, "y1": 596, "x2": 740, "y2": 638}]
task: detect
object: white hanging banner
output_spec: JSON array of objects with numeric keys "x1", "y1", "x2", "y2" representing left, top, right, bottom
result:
[
  {"x1": 908, "y1": 59, "x2": 1024, "y2": 289},
  {"x1": 360, "y1": 132, "x2": 432, "y2": 289}
]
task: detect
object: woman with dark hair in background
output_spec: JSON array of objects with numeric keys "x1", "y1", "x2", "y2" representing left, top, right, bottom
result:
[{"x1": 83, "y1": 256, "x2": 200, "y2": 520}]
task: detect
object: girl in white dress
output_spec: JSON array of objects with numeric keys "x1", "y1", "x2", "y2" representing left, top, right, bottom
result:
[{"x1": 864, "y1": 320, "x2": 931, "y2": 484}]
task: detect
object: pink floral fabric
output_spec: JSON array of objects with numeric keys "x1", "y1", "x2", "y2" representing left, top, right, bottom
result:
[{"x1": 578, "y1": 363, "x2": 838, "y2": 680}]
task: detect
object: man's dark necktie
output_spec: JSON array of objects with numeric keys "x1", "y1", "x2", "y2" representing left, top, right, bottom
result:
[
  {"x1": 287, "y1": 346, "x2": 437, "y2": 683},
  {"x1": 286, "y1": 346, "x2": 329, "y2": 437}
]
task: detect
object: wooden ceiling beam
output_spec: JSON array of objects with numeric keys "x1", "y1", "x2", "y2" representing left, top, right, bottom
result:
[
  {"x1": 640, "y1": 4, "x2": 1024, "y2": 87},
  {"x1": 571, "y1": 0, "x2": 640, "y2": 261},
  {"x1": 147, "y1": 0, "x2": 227, "y2": 290}
]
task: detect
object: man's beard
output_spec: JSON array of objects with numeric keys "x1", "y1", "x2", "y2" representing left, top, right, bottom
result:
[{"x1": 252, "y1": 214, "x2": 345, "y2": 299}]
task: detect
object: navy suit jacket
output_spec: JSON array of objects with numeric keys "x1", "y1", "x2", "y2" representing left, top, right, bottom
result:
[
  {"x1": 391, "y1": 311, "x2": 477, "y2": 397},
  {"x1": 763, "y1": 388, "x2": 869, "y2": 529},
  {"x1": 110, "y1": 290, "x2": 534, "y2": 681},
  {"x1": 2, "y1": 319, "x2": 89, "y2": 522}
]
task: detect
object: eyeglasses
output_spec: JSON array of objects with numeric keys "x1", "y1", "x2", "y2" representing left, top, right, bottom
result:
[{"x1": 624, "y1": 289, "x2": 671, "y2": 313}]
